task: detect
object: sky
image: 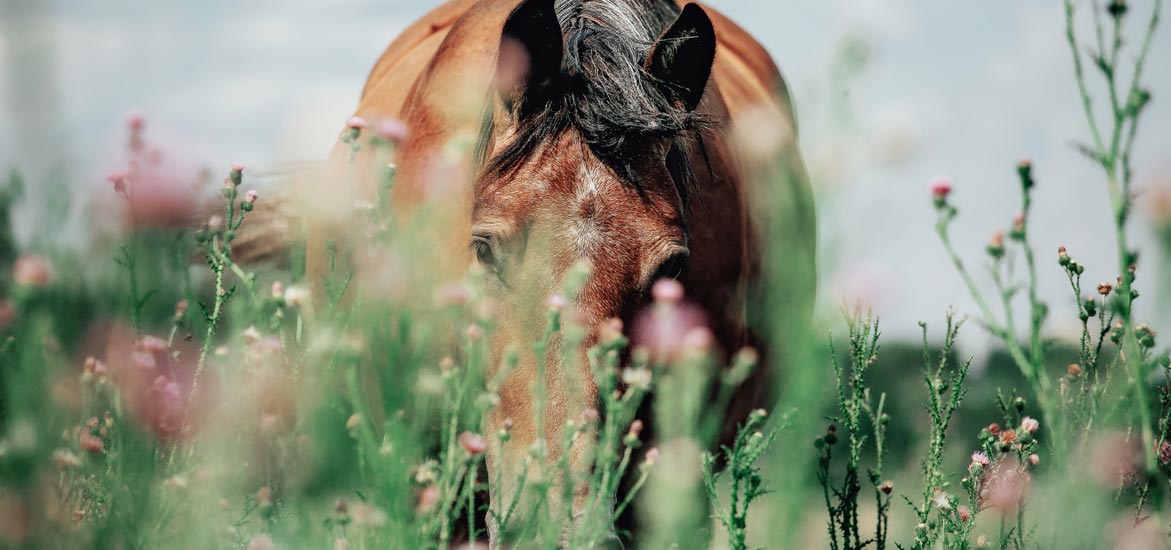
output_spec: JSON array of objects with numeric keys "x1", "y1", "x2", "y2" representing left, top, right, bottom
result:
[{"x1": 1, "y1": 0, "x2": 1169, "y2": 354}]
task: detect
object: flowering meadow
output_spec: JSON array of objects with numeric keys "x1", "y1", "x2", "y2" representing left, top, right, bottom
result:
[{"x1": 2, "y1": 1, "x2": 1171, "y2": 549}]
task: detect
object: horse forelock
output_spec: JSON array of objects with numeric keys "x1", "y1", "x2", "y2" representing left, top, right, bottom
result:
[{"x1": 478, "y1": 0, "x2": 711, "y2": 208}]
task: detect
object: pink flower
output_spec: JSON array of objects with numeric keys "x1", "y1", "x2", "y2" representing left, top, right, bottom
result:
[
  {"x1": 682, "y1": 327, "x2": 714, "y2": 354},
  {"x1": 1020, "y1": 416, "x2": 1039, "y2": 433},
  {"x1": 12, "y1": 254, "x2": 54, "y2": 287},
  {"x1": 466, "y1": 324, "x2": 484, "y2": 341},
  {"x1": 141, "y1": 336, "x2": 168, "y2": 354},
  {"x1": 930, "y1": 176, "x2": 953, "y2": 199},
  {"x1": 651, "y1": 279, "x2": 684, "y2": 304},
  {"x1": 434, "y1": 284, "x2": 471, "y2": 306},
  {"x1": 644, "y1": 447, "x2": 660, "y2": 466},
  {"x1": 458, "y1": 432, "x2": 486, "y2": 455},
  {"x1": 1157, "y1": 441, "x2": 1171, "y2": 466},
  {"x1": 374, "y1": 118, "x2": 409, "y2": 143},
  {"x1": 347, "y1": 116, "x2": 368, "y2": 130},
  {"x1": 248, "y1": 534, "x2": 274, "y2": 550},
  {"x1": 1028, "y1": 453, "x2": 1040, "y2": 466},
  {"x1": 632, "y1": 301, "x2": 708, "y2": 364},
  {"x1": 124, "y1": 110, "x2": 146, "y2": 133},
  {"x1": 971, "y1": 451, "x2": 991, "y2": 466},
  {"x1": 547, "y1": 293, "x2": 569, "y2": 311},
  {"x1": 231, "y1": 162, "x2": 245, "y2": 173},
  {"x1": 79, "y1": 432, "x2": 104, "y2": 454},
  {"x1": 417, "y1": 485, "x2": 440, "y2": 512},
  {"x1": 957, "y1": 505, "x2": 972, "y2": 522},
  {"x1": 245, "y1": 190, "x2": 258, "y2": 204}
]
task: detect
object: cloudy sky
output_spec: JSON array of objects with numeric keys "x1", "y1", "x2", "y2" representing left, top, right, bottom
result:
[{"x1": 2, "y1": 0, "x2": 1169, "y2": 348}]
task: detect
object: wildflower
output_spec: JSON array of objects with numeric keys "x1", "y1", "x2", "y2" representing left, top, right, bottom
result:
[
  {"x1": 12, "y1": 254, "x2": 54, "y2": 287},
  {"x1": 643, "y1": 447, "x2": 660, "y2": 466},
  {"x1": 417, "y1": 485, "x2": 440, "y2": 513},
  {"x1": 1009, "y1": 213, "x2": 1026, "y2": 240},
  {"x1": 930, "y1": 176, "x2": 953, "y2": 202},
  {"x1": 466, "y1": 324, "x2": 484, "y2": 341},
  {"x1": 598, "y1": 317, "x2": 626, "y2": 347},
  {"x1": 248, "y1": 534, "x2": 274, "y2": 550},
  {"x1": 624, "y1": 420, "x2": 644, "y2": 445},
  {"x1": 458, "y1": 431, "x2": 486, "y2": 455},
  {"x1": 345, "y1": 414, "x2": 362, "y2": 431},
  {"x1": 1068, "y1": 363, "x2": 1082, "y2": 377},
  {"x1": 1028, "y1": 453, "x2": 1040, "y2": 466},
  {"x1": 52, "y1": 449, "x2": 82, "y2": 469},
  {"x1": 174, "y1": 299, "x2": 188, "y2": 319},
  {"x1": 256, "y1": 486, "x2": 273, "y2": 507},
  {"x1": 1017, "y1": 157, "x2": 1034, "y2": 189},
  {"x1": 351, "y1": 503, "x2": 388, "y2": 527},
  {"x1": 79, "y1": 433, "x2": 104, "y2": 454},
  {"x1": 622, "y1": 367, "x2": 652, "y2": 391},
  {"x1": 632, "y1": 301, "x2": 707, "y2": 363},
  {"x1": 999, "y1": 429, "x2": 1017, "y2": 445},
  {"x1": 547, "y1": 293, "x2": 568, "y2": 312},
  {"x1": 987, "y1": 423, "x2": 1001, "y2": 436},
  {"x1": 986, "y1": 231, "x2": 1006, "y2": 259},
  {"x1": 270, "y1": 282, "x2": 285, "y2": 300},
  {"x1": 434, "y1": 284, "x2": 470, "y2": 306},
  {"x1": 207, "y1": 214, "x2": 224, "y2": 232},
  {"x1": 141, "y1": 335, "x2": 168, "y2": 354},
  {"x1": 1098, "y1": 282, "x2": 1113, "y2": 296},
  {"x1": 1089, "y1": 432, "x2": 1142, "y2": 487},
  {"x1": 347, "y1": 117, "x2": 368, "y2": 130},
  {"x1": 1136, "y1": 324, "x2": 1157, "y2": 348},
  {"x1": 933, "y1": 492, "x2": 951, "y2": 510},
  {"x1": 106, "y1": 171, "x2": 130, "y2": 196},
  {"x1": 652, "y1": 279, "x2": 684, "y2": 304},
  {"x1": 957, "y1": 504, "x2": 972, "y2": 522},
  {"x1": 1057, "y1": 246, "x2": 1070, "y2": 266},
  {"x1": 971, "y1": 451, "x2": 991, "y2": 466},
  {"x1": 682, "y1": 327, "x2": 714, "y2": 355},
  {"x1": 880, "y1": 480, "x2": 894, "y2": 494},
  {"x1": 245, "y1": 189, "x2": 258, "y2": 205},
  {"x1": 283, "y1": 285, "x2": 311, "y2": 308},
  {"x1": 124, "y1": 109, "x2": 146, "y2": 134},
  {"x1": 1020, "y1": 416, "x2": 1039, "y2": 433},
  {"x1": 374, "y1": 118, "x2": 409, "y2": 144},
  {"x1": 984, "y1": 465, "x2": 1030, "y2": 511},
  {"x1": 581, "y1": 408, "x2": 599, "y2": 423},
  {"x1": 414, "y1": 459, "x2": 439, "y2": 485}
]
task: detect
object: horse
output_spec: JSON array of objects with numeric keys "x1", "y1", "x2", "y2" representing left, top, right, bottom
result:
[{"x1": 296, "y1": 0, "x2": 815, "y2": 543}]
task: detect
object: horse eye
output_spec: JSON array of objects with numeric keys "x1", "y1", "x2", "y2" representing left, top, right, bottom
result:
[
  {"x1": 650, "y1": 251, "x2": 688, "y2": 283},
  {"x1": 471, "y1": 235, "x2": 499, "y2": 271}
]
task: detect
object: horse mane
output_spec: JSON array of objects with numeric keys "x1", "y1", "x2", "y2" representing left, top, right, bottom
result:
[{"x1": 477, "y1": 0, "x2": 712, "y2": 207}]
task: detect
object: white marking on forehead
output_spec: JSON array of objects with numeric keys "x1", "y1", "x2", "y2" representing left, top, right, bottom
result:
[
  {"x1": 576, "y1": 162, "x2": 602, "y2": 200},
  {"x1": 569, "y1": 162, "x2": 604, "y2": 255}
]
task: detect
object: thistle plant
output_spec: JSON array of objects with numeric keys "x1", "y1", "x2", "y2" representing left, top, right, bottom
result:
[
  {"x1": 817, "y1": 310, "x2": 892, "y2": 550},
  {"x1": 1062, "y1": 0, "x2": 1165, "y2": 476},
  {"x1": 703, "y1": 407, "x2": 786, "y2": 550}
]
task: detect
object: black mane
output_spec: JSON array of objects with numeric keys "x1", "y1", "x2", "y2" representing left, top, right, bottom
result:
[{"x1": 478, "y1": 0, "x2": 710, "y2": 205}]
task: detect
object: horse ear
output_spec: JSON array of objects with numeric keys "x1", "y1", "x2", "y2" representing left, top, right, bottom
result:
[
  {"x1": 645, "y1": 3, "x2": 716, "y2": 111},
  {"x1": 497, "y1": 0, "x2": 563, "y2": 108}
]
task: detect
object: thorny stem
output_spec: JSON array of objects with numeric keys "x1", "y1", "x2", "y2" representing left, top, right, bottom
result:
[{"x1": 1064, "y1": 0, "x2": 1164, "y2": 473}]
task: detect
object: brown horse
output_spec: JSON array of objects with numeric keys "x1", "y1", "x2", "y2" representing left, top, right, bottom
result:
[{"x1": 301, "y1": 0, "x2": 814, "y2": 542}]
